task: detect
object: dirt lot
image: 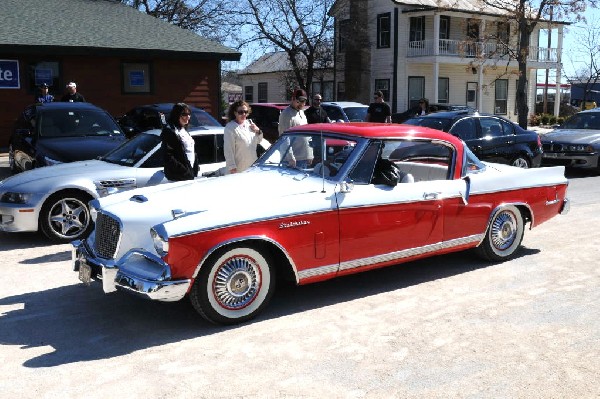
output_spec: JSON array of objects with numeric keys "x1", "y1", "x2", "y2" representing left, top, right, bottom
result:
[{"x1": 0, "y1": 154, "x2": 598, "y2": 398}]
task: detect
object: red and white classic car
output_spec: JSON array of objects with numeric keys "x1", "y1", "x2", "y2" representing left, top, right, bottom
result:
[{"x1": 72, "y1": 123, "x2": 570, "y2": 325}]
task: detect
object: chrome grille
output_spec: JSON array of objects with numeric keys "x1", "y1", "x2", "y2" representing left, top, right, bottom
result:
[{"x1": 94, "y1": 213, "x2": 121, "y2": 259}]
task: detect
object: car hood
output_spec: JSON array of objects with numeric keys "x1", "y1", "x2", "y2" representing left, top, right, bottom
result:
[
  {"x1": 541, "y1": 129, "x2": 600, "y2": 144},
  {"x1": 0, "y1": 160, "x2": 130, "y2": 192},
  {"x1": 37, "y1": 136, "x2": 126, "y2": 162},
  {"x1": 92, "y1": 168, "x2": 336, "y2": 258}
]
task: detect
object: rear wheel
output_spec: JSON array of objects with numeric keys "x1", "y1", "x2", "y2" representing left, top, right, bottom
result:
[
  {"x1": 39, "y1": 191, "x2": 94, "y2": 243},
  {"x1": 190, "y1": 245, "x2": 275, "y2": 325},
  {"x1": 476, "y1": 205, "x2": 524, "y2": 261},
  {"x1": 511, "y1": 155, "x2": 530, "y2": 168}
]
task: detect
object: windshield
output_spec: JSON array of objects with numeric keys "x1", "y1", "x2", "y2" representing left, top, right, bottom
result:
[
  {"x1": 39, "y1": 109, "x2": 122, "y2": 137},
  {"x1": 403, "y1": 117, "x2": 451, "y2": 132},
  {"x1": 101, "y1": 132, "x2": 161, "y2": 166},
  {"x1": 560, "y1": 113, "x2": 600, "y2": 130},
  {"x1": 344, "y1": 107, "x2": 368, "y2": 122},
  {"x1": 189, "y1": 109, "x2": 221, "y2": 127},
  {"x1": 257, "y1": 133, "x2": 358, "y2": 180}
]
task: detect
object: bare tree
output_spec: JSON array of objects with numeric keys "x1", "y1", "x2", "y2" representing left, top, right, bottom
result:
[
  {"x1": 564, "y1": 16, "x2": 600, "y2": 108},
  {"x1": 230, "y1": 0, "x2": 335, "y2": 96},
  {"x1": 480, "y1": 0, "x2": 589, "y2": 128},
  {"x1": 120, "y1": 0, "x2": 231, "y2": 41}
]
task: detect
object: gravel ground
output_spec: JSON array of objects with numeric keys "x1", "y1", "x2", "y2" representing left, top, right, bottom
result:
[{"x1": 0, "y1": 154, "x2": 598, "y2": 399}]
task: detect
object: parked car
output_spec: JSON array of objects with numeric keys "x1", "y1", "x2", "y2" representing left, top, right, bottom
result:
[
  {"x1": 403, "y1": 111, "x2": 543, "y2": 168},
  {"x1": 9, "y1": 102, "x2": 126, "y2": 174},
  {"x1": 541, "y1": 109, "x2": 600, "y2": 173},
  {"x1": 321, "y1": 101, "x2": 369, "y2": 122},
  {"x1": 247, "y1": 103, "x2": 289, "y2": 143},
  {"x1": 72, "y1": 122, "x2": 569, "y2": 325},
  {"x1": 392, "y1": 103, "x2": 476, "y2": 123},
  {"x1": 0, "y1": 128, "x2": 225, "y2": 242},
  {"x1": 117, "y1": 103, "x2": 223, "y2": 138}
]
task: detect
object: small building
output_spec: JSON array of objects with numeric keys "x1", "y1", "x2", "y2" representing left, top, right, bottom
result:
[
  {"x1": 238, "y1": 51, "x2": 335, "y2": 103},
  {"x1": 0, "y1": 0, "x2": 240, "y2": 146}
]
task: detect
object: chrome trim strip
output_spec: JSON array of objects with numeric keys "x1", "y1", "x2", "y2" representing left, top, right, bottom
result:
[
  {"x1": 297, "y1": 263, "x2": 339, "y2": 280},
  {"x1": 338, "y1": 234, "x2": 483, "y2": 272},
  {"x1": 545, "y1": 199, "x2": 560, "y2": 206}
]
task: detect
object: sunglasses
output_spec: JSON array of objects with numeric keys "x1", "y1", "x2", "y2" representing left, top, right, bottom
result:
[
  {"x1": 237, "y1": 110, "x2": 249, "y2": 115},
  {"x1": 180, "y1": 112, "x2": 191, "y2": 117}
]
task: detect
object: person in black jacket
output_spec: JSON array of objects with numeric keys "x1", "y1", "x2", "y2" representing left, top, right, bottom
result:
[
  {"x1": 161, "y1": 103, "x2": 199, "y2": 181},
  {"x1": 305, "y1": 94, "x2": 331, "y2": 124}
]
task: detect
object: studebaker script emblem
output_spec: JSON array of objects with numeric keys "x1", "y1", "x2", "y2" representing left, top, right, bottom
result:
[{"x1": 279, "y1": 220, "x2": 310, "y2": 229}]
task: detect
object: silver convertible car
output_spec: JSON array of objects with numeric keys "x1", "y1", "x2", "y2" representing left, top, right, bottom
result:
[{"x1": 0, "y1": 128, "x2": 225, "y2": 242}]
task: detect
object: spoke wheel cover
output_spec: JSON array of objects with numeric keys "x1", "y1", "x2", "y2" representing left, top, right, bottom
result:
[
  {"x1": 490, "y1": 210, "x2": 518, "y2": 251},
  {"x1": 213, "y1": 254, "x2": 262, "y2": 310}
]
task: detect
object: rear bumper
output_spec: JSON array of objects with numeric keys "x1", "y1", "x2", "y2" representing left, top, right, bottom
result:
[{"x1": 72, "y1": 239, "x2": 190, "y2": 302}]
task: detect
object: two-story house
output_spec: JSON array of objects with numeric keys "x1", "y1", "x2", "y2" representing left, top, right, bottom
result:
[{"x1": 329, "y1": 0, "x2": 567, "y2": 121}]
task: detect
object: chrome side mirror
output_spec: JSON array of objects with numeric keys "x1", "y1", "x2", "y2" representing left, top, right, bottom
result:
[{"x1": 340, "y1": 180, "x2": 354, "y2": 193}]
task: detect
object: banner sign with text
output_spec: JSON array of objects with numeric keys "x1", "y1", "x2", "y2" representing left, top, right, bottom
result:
[{"x1": 0, "y1": 60, "x2": 20, "y2": 89}]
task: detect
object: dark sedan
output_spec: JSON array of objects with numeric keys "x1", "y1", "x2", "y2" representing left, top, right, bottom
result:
[
  {"x1": 9, "y1": 102, "x2": 126, "y2": 173},
  {"x1": 541, "y1": 109, "x2": 600, "y2": 173},
  {"x1": 403, "y1": 111, "x2": 542, "y2": 168},
  {"x1": 118, "y1": 103, "x2": 223, "y2": 138}
]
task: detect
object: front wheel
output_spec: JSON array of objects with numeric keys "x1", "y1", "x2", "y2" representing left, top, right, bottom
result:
[
  {"x1": 190, "y1": 245, "x2": 275, "y2": 325},
  {"x1": 39, "y1": 191, "x2": 94, "y2": 243},
  {"x1": 476, "y1": 205, "x2": 524, "y2": 262}
]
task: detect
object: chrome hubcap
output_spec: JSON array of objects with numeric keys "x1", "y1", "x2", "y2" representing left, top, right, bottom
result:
[
  {"x1": 49, "y1": 198, "x2": 89, "y2": 238},
  {"x1": 513, "y1": 158, "x2": 529, "y2": 168},
  {"x1": 490, "y1": 211, "x2": 516, "y2": 250},
  {"x1": 213, "y1": 256, "x2": 261, "y2": 310}
]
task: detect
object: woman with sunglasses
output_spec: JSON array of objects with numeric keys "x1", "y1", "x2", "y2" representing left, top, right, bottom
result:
[
  {"x1": 223, "y1": 100, "x2": 263, "y2": 174},
  {"x1": 161, "y1": 102, "x2": 199, "y2": 181}
]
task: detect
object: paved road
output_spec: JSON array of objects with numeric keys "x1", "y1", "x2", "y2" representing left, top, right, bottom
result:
[{"x1": 0, "y1": 156, "x2": 598, "y2": 398}]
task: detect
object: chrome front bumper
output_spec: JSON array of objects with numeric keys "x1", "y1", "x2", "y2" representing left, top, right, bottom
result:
[{"x1": 72, "y1": 239, "x2": 191, "y2": 302}]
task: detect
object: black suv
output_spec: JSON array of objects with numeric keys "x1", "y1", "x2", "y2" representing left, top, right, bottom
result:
[
  {"x1": 118, "y1": 103, "x2": 223, "y2": 138},
  {"x1": 403, "y1": 111, "x2": 542, "y2": 168}
]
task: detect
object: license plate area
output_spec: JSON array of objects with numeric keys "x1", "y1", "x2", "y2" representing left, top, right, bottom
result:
[{"x1": 78, "y1": 261, "x2": 92, "y2": 285}]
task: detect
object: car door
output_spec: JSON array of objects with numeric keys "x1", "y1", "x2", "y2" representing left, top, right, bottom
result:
[
  {"x1": 475, "y1": 117, "x2": 514, "y2": 164},
  {"x1": 335, "y1": 139, "x2": 462, "y2": 276}
]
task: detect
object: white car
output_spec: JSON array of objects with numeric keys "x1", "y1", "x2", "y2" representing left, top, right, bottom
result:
[
  {"x1": 321, "y1": 101, "x2": 369, "y2": 122},
  {"x1": 0, "y1": 128, "x2": 225, "y2": 242}
]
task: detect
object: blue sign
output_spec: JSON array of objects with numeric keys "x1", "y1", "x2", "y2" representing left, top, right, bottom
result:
[
  {"x1": 0, "y1": 60, "x2": 20, "y2": 89},
  {"x1": 129, "y1": 70, "x2": 145, "y2": 87}
]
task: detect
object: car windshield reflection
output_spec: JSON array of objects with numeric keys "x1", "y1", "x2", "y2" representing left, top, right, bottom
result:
[
  {"x1": 39, "y1": 110, "x2": 122, "y2": 137},
  {"x1": 257, "y1": 133, "x2": 357, "y2": 179},
  {"x1": 101, "y1": 133, "x2": 161, "y2": 167}
]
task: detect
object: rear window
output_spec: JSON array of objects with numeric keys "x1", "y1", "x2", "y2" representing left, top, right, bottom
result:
[{"x1": 404, "y1": 117, "x2": 451, "y2": 132}]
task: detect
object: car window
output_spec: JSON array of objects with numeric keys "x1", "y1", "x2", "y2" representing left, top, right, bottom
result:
[
  {"x1": 194, "y1": 134, "x2": 225, "y2": 164},
  {"x1": 344, "y1": 107, "x2": 368, "y2": 122},
  {"x1": 403, "y1": 117, "x2": 451, "y2": 132},
  {"x1": 322, "y1": 105, "x2": 345, "y2": 121},
  {"x1": 480, "y1": 118, "x2": 504, "y2": 138},
  {"x1": 39, "y1": 109, "x2": 122, "y2": 137},
  {"x1": 449, "y1": 118, "x2": 478, "y2": 140},
  {"x1": 348, "y1": 141, "x2": 380, "y2": 184},
  {"x1": 499, "y1": 118, "x2": 515, "y2": 135},
  {"x1": 387, "y1": 140, "x2": 452, "y2": 181},
  {"x1": 463, "y1": 145, "x2": 486, "y2": 175},
  {"x1": 561, "y1": 113, "x2": 600, "y2": 129},
  {"x1": 189, "y1": 109, "x2": 221, "y2": 127},
  {"x1": 102, "y1": 133, "x2": 161, "y2": 167}
]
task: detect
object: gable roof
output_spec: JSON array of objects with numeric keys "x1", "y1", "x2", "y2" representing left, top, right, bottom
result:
[
  {"x1": 0, "y1": 0, "x2": 240, "y2": 61},
  {"x1": 239, "y1": 51, "x2": 334, "y2": 75}
]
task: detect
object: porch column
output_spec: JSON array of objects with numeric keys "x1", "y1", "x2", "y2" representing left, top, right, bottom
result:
[
  {"x1": 554, "y1": 25, "x2": 564, "y2": 116},
  {"x1": 433, "y1": 14, "x2": 440, "y2": 102}
]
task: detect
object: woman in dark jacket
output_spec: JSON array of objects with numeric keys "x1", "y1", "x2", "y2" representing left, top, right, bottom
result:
[{"x1": 161, "y1": 103, "x2": 199, "y2": 181}]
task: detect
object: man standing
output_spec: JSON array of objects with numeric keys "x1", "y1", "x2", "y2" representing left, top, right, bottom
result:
[
  {"x1": 35, "y1": 83, "x2": 54, "y2": 103},
  {"x1": 305, "y1": 93, "x2": 331, "y2": 124},
  {"x1": 279, "y1": 89, "x2": 311, "y2": 168},
  {"x1": 61, "y1": 82, "x2": 86, "y2": 102},
  {"x1": 366, "y1": 90, "x2": 391, "y2": 123}
]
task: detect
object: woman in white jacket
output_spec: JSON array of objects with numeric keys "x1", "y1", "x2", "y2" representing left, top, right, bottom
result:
[{"x1": 223, "y1": 100, "x2": 264, "y2": 174}]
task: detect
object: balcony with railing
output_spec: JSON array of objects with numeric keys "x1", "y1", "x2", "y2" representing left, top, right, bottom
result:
[{"x1": 407, "y1": 39, "x2": 558, "y2": 64}]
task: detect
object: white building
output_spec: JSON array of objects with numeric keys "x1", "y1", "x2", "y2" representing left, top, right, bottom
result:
[{"x1": 329, "y1": 0, "x2": 566, "y2": 120}]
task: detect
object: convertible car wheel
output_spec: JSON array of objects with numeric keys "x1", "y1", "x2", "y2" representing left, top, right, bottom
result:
[
  {"x1": 40, "y1": 191, "x2": 94, "y2": 243},
  {"x1": 476, "y1": 205, "x2": 524, "y2": 261},
  {"x1": 190, "y1": 245, "x2": 275, "y2": 325},
  {"x1": 511, "y1": 156, "x2": 530, "y2": 168}
]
